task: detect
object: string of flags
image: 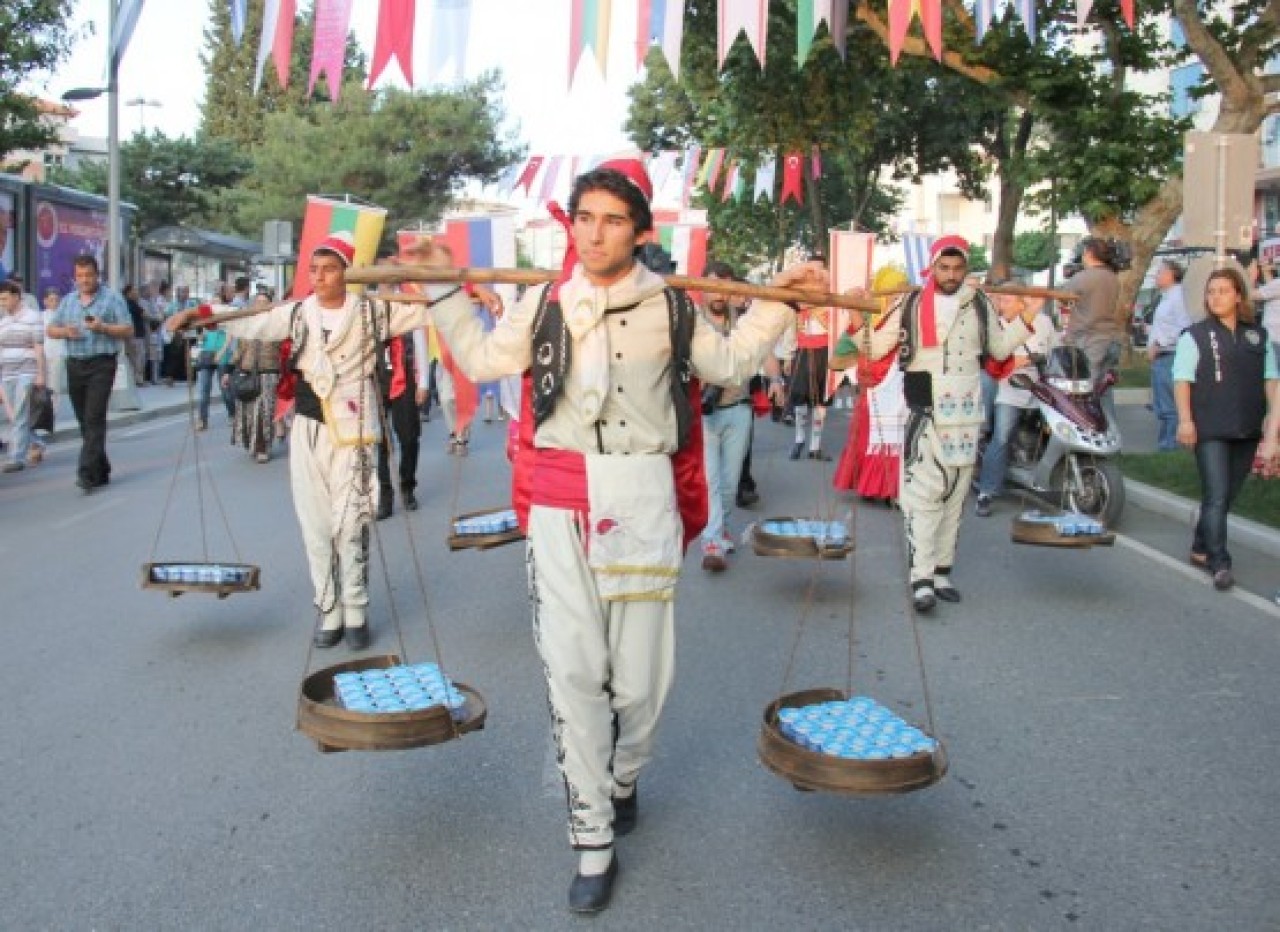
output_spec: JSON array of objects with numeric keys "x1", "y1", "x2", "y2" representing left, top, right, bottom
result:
[{"x1": 229, "y1": 0, "x2": 1138, "y2": 100}]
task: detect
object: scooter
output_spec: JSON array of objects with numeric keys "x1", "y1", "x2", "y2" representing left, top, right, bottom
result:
[{"x1": 1001, "y1": 346, "x2": 1125, "y2": 527}]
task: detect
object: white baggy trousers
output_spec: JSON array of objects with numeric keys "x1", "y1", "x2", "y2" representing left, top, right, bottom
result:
[
  {"x1": 290, "y1": 416, "x2": 378, "y2": 625},
  {"x1": 526, "y1": 504, "x2": 676, "y2": 850},
  {"x1": 900, "y1": 413, "x2": 973, "y2": 585}
]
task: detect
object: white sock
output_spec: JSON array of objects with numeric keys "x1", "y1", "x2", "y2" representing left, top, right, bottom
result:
[
  {"x1": 794, "y1": 406, "x2": 809, "y2": 444},
  {"x1": 320, "y1": 605, "x2": 343, "y2": 632},
  {"x1": 344, "y1": 605, "x2": 366, "y2": 629},
  {"x1": 579, "y1": 847, "x2": 614, "y2": 875},
  {"x1": 809, "y1": 407, "x2": 827, "y2": 451},
  {"x1": 934, "y1": 574, "x2": 954, "y2": 591},
  {"x1": 614, "y1": 779, "x2": 636, "y2": 800}
]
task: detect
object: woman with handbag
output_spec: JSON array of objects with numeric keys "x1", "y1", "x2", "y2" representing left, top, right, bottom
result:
[
  {"x1": 223, "y1": 320, "x2": 282, "y2": 464},
  {"x1": 0, "y1": 281, "x2": 48, "y2": 471},
  {"x1": 193, "y1": 319, "x2": 235, "y2": 431}
]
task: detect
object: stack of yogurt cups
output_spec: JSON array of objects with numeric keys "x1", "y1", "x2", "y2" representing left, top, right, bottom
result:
[
  {"x1": 777, "y1": 697, "x2": 938, "y2": 760},
  {"x1": 333, "y1": 662, "x2": 468, "y2": 718}
]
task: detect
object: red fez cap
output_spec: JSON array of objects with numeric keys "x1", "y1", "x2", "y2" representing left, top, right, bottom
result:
[
  {"x1": 596, "y1": 158, "x2": 653, "y2": 202},
  {"x1": 314, "y1": 230, "x2": 356, "y2": 267},
  {"x1": 930, "y1": 235, "x2": 970, "y2": 262}
]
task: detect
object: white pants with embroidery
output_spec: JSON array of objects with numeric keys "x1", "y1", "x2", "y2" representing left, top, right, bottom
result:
[
  {"x1": 526, "y1": 504, "x2": 676, "y2": 850},
  {"x1": 289, "y1": 416, "x2": 377, "y2": 624},
  {"x1": 900, "y1": 413, "x2": 974, "y2": 585}
]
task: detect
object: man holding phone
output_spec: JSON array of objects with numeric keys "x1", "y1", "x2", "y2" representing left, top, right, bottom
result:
[{"x1": 46, "y1": 255, "x2": 132, "y2": 491}]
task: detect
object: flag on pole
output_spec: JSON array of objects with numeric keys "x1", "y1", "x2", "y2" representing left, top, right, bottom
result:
[
  {"x1": 779, "y1": 151, "x2": 805, "y2": 205},
  {"x1": 309, "y1": 0, "x2": 353, "y2": 100},
  {"x1": 369, "y1": 0, "x2": 416, "y2": 88},
  {"x1": 111, "y1": 0, "x2": 147, "y2": 69},
  {"x1": 658, "y1": 222, "x2": 709, "y2": 277},
  {"x1": 754, "y1": 155, "x2": 776, "y2": 202},
  {"x1": 902, "y1": 232, "x2": 935, "y2": 285},
  {"x1": 292, "y1": 197, "x2": 387, "y2": 299},
  {"x1": 637, "y1": 0, "x2": 686, "y2": 77},
  {"x1": 718, "y1": 0, "x2": 769, "y2": 69},
  {"x1": 570, "y1": 0, "x2": 615, "y2": 85},
  {"x1": 229, "y1": 0, "x2": 247, "y2": 44},
  {"x1": 827, "y1": 230, "x2": 876, "y2": 390},
  {"x1": 255, "y1": 0, "x2": 297, "y2": 92}
]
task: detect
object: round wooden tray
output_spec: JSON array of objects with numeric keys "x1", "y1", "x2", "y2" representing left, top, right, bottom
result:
[
  {"x1": 1010, "y1": 513, "x2": 1115, "y2": 548},
  {"x1": 758, "y1": 687, "x2": 948, "y2": 796},
  {"x1": 141, "y1": 562, "x2": 261, "y2": 598},
  {"x1": 751, "y1": 518, "x2": 854, "y2": 561},
  {"x1": 447, "y1": 507, "x2": 526, "y2": 552},
  {"x1": 297, "y1": 654, "x2": 486, "y2": 753}
]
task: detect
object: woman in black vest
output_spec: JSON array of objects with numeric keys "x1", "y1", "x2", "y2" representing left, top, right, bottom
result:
[{"x1": 1173, "y1": 268, "x2": 1280, "y2": 590}]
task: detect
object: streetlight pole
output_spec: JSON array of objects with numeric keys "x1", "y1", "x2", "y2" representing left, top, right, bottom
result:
[{"x1": 106, "y1": 0, "x2": 121, "y2": 292}]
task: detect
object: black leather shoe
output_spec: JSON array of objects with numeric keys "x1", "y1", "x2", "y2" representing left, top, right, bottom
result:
[
  {"x1": 736, "y1": 488, "x2": 759, "y2": 508},
  {"x1": 313, "y1": 627, "x2": 342, "y2": 648},
  {"x1": 912, "y1": 587, "x2": 936, "y2": 613},
  {"x1": 789, "y1": 442, "x2": 804, "y2": 461},
  {"x1": 403, "y1": 490, "x2": 419, "y2": 511},
  {"x1": 935, "y1": 585, "x2": 961, "y2": 603},
  {"x1": 376, "y1": 495, "x2": 393, "y2": 521},
  {"x1": 568, "y1": 855, "x2": 618, "y2": 914},
  {"x1": 345, "y1": 625, "x2": 370, "y2": 650},
  {"x1": 613, "y1": 786, "x2": 638, "y2": 836}
]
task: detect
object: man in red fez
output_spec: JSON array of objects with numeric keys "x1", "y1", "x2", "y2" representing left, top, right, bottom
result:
[
  {"x1": 855, "y1": 235, "x2": 1039, "y2": 612},
  {"x1": 415, "y1": 159, "x2": 819, "y2": 913}
]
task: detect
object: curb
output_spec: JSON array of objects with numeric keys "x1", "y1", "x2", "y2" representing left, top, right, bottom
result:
[
  {"x1": 47, "y1": 398, "x2": 190, "y2": 444},
  {"x1": 1114, "y1": 387, "x2": 1150, "y2": 406},
  {"x1": 1124, "y1": 477, "x2": 1280, "y2": 560}
]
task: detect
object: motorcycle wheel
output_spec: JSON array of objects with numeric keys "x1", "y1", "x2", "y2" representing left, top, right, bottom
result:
[{"x1": 1056, "y1": 455, "x2": 1125, "y2": 527}]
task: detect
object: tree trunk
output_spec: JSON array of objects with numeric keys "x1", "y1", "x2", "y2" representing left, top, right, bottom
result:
[
  {"x1": 990, "y1": 172, "x2": 1023, "y2": 282},
  {"x1": 804, "y1": 167, "x2": 827, "y2": 259}
]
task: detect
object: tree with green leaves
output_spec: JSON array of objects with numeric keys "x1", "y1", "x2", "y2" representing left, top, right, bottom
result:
[
  {"x1": 0, "y1": 0, "x2": 75, "y2": 167},
  {"x1": 200, "y1": 0, "x2": 367, "y2": 149},
  {"x1": 48, "y1": 130, "x2": 253, "y2": 237},
  {"x1": 228, "y1": 76, "x2": 523, "y2": 244}
]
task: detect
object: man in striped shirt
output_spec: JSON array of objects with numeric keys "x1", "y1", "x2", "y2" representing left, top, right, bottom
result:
[
  {"x1": 0, "y1": 281, "x2": 47, "y2": 471},
  {"x1": 46, "y1": 255, "x2": 132, "y2": 491}
]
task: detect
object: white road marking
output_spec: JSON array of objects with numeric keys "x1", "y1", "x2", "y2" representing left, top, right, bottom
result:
[
  {"x1": 1114, "y1": 533, "x2": 1280, "y2": 620},
  {"x1": 51, "y1": 494, "x2": 124, "y2": 530}
]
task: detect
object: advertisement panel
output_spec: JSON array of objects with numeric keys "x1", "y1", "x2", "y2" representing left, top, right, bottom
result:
[
  {"x1": 32, "y1": 195, "x2": 109, "y2": 299},
  {"x1": 0, "y1": 188, "x2": 15, "y2": 282}
]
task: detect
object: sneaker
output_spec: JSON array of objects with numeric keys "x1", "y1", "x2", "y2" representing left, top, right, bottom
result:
[
  {"x1": 736, "y1": 488, "x2": 759, "y2": 508},
  {"x1": 807, "y1": 449, "x2": 831, "y2": 461},
  {"x1": 974, "y1": 494, "x2": 993, "y2": 518},
  {"x1": 720, "y1": 533, "x2": 737, "y2": 554},
  {"x1": 1212, "y1": 568, "x2": 1235, "y2": 591},
  {"x1": 789, "y1": 442, "x2": 804, "y2": 461},
  {"x1": 2, "y1": 460, "x2": 24, "y2": 473},
  {"x1": 701, "y1": 541, "x2": 727, "y2": 573},
  {"x1": 912, "y1": 582, "x2": 937, "y2": 613}
]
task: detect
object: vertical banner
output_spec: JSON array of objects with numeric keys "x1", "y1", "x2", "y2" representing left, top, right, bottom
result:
[
  {"x1": 754, "y1": 154, "x2": 776, "y2": 202},
  {"x1": 680, "y1": 146, "x2": 702, "y2": 207},
  {"x1": 658, "y1": 221, "x2": 709, "y2": 278},
  {"x1": 111, "y1": 0, "x2": 147, "y2": 68},
  {"x1": 229, "y1": 0, "x2": 248, "y2": 44},
  {"x1": 292, "y1": 197, "x2": 387, "y2": 299},
  {"x1": 427, "y1": 0, "x2": 473, "y2": 85},
  {"x1": 255, "y1": 0, "x2": 297, "y2": 92},
  {"x1": 570, "y1": 0, "x2": 615, "y2": 85},
  {"x1": 369, "y1": 0, "x2": 417, "y2": 88},
  {"x1": 827, "y1": 230, "x2": 875, "y2": 390},
  {"x1": 637, "y1": 0, "x2": 686, "y2": 77},
  {"x1": 797, "y1": 0, "x2": 849, "y2": 65},
  {"x1": 779, "y1": 151, "x2": 805, "y2": 205},
  {"x1": 902, "y1": 232, "x2": 935, "y2": 285},
  {"x1": 537, "y1": 155, "x2": 565, "y2": 204},
  {"x1": 1014, "y1": 0, "x2": 1037, "y2": 37},
  {"x1": 718, "y1": 0, "x2": 769, "y2": 68},
  {"x1": 515, "y1": 156, "x2": 545, "y2": 195},
  {"x1": 309, "y1": 0, "x2": 354, "y2": 100},
  {"x1": 1075, "y1": 0, "x2": 1094, "y2": 28}
]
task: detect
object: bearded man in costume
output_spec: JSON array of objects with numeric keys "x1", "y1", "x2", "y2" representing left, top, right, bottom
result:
[
  {"x1": 419, "y1": 159, "x2": 815, "y2": 914},
  {"x1": 857, "y1": 236, "x2": 1039, "y2": 612}
]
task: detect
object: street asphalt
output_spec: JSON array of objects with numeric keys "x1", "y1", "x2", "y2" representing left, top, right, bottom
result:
[{"x1": 0, "y1": 383, "x2": 1277, "y2": 929}]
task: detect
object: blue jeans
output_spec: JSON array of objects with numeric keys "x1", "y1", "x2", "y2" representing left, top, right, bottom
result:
[
  {"x1": 1, "y1": 371, "x2": 40, "y2": 463},
  {"x1": 1150, "y1": 353, "x2": 1178, "y2": 450},
  {"x1": 701, "y1": 403, "x2": 752, "y2": 543},
  {"x1": 1192, "y1": 438, "x2": 1258, "y2": 572},
  {"x1": 197, "y1": 366, "x2": 235, "y2": 425},
  {"x1": 977, "y1": 402, "x2": 1022, "y2": 497},
  {"x1": 980, "y1": 370, "x2": 997, "y2": 438}
]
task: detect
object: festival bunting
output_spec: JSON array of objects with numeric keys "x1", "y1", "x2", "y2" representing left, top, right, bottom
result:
[
  {"x1": 718, "y1": 0, "x2": 770, "y2": 69},
  {"x1": 426, "y1": 0, "x2": 473, "y2": 85},
  {"x1": 292, "y1": 197, "x2": 386, "y2": 299},
  {"x1": 1075, "y1": 0, "x2": 1094, "y2": 28},
  {"x1": 888, "y1": 0, "x2": 942, "y2": 62},
  {"x1": 229, "y1": 0, "x2": 247, "y2": 44},
  {"x1": 780, "y1": 151, "x2": 805, "y2": 205},
  {"x1": 254, "y1": 0, "x2": 296, "y2": 92},
  {"x1": 1013, "y1": 0, "x2": 1036, "y2": 38},
  {"x1": 111, "y1": 0, "x2": 147, "y2": 68},
  {"x1": 570, "y1": 0, "x2": 615, "y2": 85},
  {"x1": 902, "y1": 232, "x2": 935, "y2": 285},
  {"x1": 973, "y1": 0, "x2": 1003, "y2": 42},
  {"x1": 648, "y1": 150, "x2": 680, "y2": 191},
  {"x1": 538, "y1": 156, "x2": 565, "y2": 203},
  {"x1": 309, "y1": 0, "x2": 353, "y2": 100},
  {"x1": 1118, "y1": 0, "x2": 1134, "y2": 27},
  {"x1": 721, "y1": 162, "x2": 744, "y2": 202},
  {"x1": 697, "y1": 148, "x2": 727, "y2": 192},
  {"x1": 797, "y1": 0, "x2": 849, "y2": 65},
  {"x1": 657, "y1": 222, "x2": 709, "y2": 278},
  {"x1": 637, "y1": 0, "x2": 686, "y2": 77},
  {"x1": 754, "y1": 154, "x2": 776, "y2": 202},
  {"x1": 369, "y1": 0, "x2": 416, "y2": 88},
  {"x1": 515, "y1": 156, "x2": 545, "y2": 196},
  {"x1": 680, "y1": 146, "x2": 702, "y2": 207}
]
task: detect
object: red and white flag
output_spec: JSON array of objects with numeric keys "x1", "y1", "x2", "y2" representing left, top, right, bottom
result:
[
  {"x1": 718, "y1": 0, "x2": 769, "y2": 68},
  {"x1": 309, "y1": 0, "x2": 353, "y2": 100},
  {"x1": 637, "y1": 0, "x2": 686, "y2": 77},
  {"x1": 779, "y1": 151, "x2": 805, "y2": 205},
  {"x1": 254, "y1": 0, "x2": 297, "y2": 92},
  {"x1": 368, "y1": 0, "x2": 417, "y2": 88}
]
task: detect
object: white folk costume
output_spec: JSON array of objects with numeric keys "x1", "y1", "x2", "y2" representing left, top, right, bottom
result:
[
  {"x1": 862, "y1": 237, "x2": 1031, "y2": 603},
  {"x1": 787, "y1": 305, "x2": 833, "y2": 457},
  {"x1": 430, "y1": 259, "x2": 792, "y2": 851},
  {"x1": 213, "y1": 284, "x2": 431, "y2": 635}
]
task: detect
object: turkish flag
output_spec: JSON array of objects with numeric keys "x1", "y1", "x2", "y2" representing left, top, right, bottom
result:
[
  {"x1": 780, "y1": 151, "x2": 804, "y2": 205},
  {"x1": 515, "y1": 156, "x2": 545, "y2": 195}
]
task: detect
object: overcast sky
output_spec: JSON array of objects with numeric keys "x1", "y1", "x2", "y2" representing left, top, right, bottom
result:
[{"x1": 38, "y1": 0, "x2": 639, "y2": 157}]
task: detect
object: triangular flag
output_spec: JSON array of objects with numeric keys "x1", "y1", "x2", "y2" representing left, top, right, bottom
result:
[
  {"x1": 229, "y1": 0, "x2": 247, "y2": 45},
  {"x1": 697, "y1": 148, "x2": 726, "y2": 190},
  {"x1": 780, "y1": 151, "x2": 805, "y2": 205},
  {"x1": 649, "y1": 150, "x2": 679, "y2": 191},
  {"x1": 1075, "y1": 0, "x2": 1094, "y2": 27},
  {"x1": 921, "y1": 0, "x2": 943, "y2": 60},
  {"x1": 637, "y1": 0, "x2": 686, "y2": 78},
  {"x1": 721, "y1": 161, "x2": 740, "y2": 202},
  {"x1": 427, "y1": 0, "x2": 472, "y2": 85},
  {"x1": 570, "y1": 0, "x2": 614, "y2": 86},
  {"x1": 254, "y1": 0, "x2": 296, "y2": 92},
  {"x1": 309, "y1": 0, "x2": 353, "y2": 100},
  {"x1": 680, "y1": 146, "x2": 702, "y2": 207},
  {"x1": 515, "y1": 156, "x2": 545, "y2": 195},
  {"x1": 369, "y1": 0, "x2": 416, "y2": 88},
  {"x1": 538, "y1": 156, "x2": 565, "y2": 204},
  {"x1": 1118, "y1": 0, "x2": 1134, "y2": 28},
  {"x1": 1012, "y1": 0, "x2": 1036, "y2": 38},
  {"x1": 797, "y1": 1, "x2": 849, "y2": 65},
  {"x1": 888, "y1": 0, "x2": 942, "y2": 63},
  {"x1": 111, "y1": 0, "x2": 147, "y2": 69},
  {"x1": 718, "y1": 0, "x2": 769, "y2": 68},
  {"x1": 754, "y1": 155, "x2": 776, "y2": 202}
]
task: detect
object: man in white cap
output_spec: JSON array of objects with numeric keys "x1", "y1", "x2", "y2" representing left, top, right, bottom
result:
[
  {"x1": 415, "y1": 159, "x2": 818, "y2": 913},
  {"x1": 167, "y1": 230, "x2": 437, "y2": 650},
  {"x1": 856, "y1": 236, "x2": 1039, "y2": 611}
]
